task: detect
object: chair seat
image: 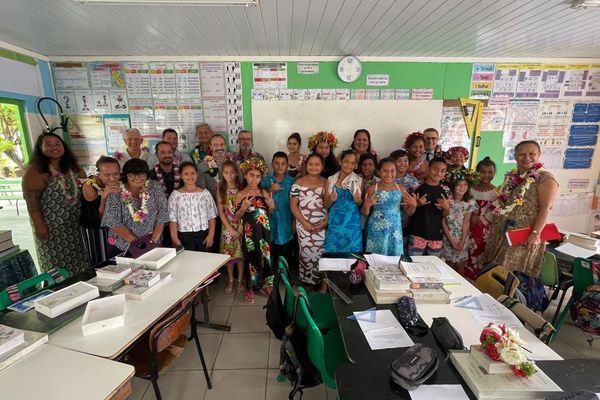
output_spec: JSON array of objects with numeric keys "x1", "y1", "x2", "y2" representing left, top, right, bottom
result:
[
  {"x1": 306, "y1": 292, "x2": 338, "y2": 331},
  {"x1": 123, "y1": 334, "x2": 187, "y2": 379}
]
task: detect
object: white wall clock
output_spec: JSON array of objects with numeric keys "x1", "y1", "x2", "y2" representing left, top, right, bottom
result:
[{"x1": 337, "y1": 56, "x2": 362, "y2": 83}]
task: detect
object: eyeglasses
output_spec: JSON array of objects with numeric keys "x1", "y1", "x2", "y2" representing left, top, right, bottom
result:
[{"x1": 126, "y1": 172, "x2": 147, "y2": 179}]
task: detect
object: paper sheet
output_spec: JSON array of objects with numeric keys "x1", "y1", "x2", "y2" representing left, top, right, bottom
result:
[
  {"x1": 469, "y1": 294, "x2": 523, "y2": 329},
  {"x1": 355, "y1": 309, "x2": 413, "y2": 350},
  {"x1": 409, "y1": 384, "x2": 469, "y2": 400},
  {"x1": 364, "y1": 253, "x2": 400, "y2": 266},
  {"x1": 318, "y1": 258, "x2": 355, "y2": 272},
  {"x1": 555, "y1": 243, "x2": 597, "y2": 259}
]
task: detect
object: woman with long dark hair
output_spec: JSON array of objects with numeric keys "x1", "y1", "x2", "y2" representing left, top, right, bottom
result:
[{"x1": 22, "y1": 132, "x2": 89, "y2": 274}]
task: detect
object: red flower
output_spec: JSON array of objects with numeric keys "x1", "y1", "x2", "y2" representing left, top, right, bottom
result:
[
  {"x1": 244, "y1": 223, "x2": 252, "y2": 236},
  {"x1": 510, "y1": 365, "x2": 527, "y2": 379},
  {"x1": 484, "y1": 344, "x2": 501, "y2": 361}
]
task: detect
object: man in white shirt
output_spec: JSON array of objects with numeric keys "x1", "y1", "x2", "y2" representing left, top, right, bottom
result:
[{"x1": 423, "y1": 128, "x2": 442, "y2": 161}]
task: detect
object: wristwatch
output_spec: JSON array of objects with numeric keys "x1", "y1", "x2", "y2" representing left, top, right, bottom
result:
[{"x1": 532, "y1": 229, "x2": 540, "y2": 235}]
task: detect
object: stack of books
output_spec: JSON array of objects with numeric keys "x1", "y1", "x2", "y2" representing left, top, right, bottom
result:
[
  {"x1": 114, "y1": 269, "x2": 172, "y2": 300},
  {"x1": 0, "y1": 230, "x2": 19, "y2": 258},
  {"x1": 0, "y1": 325, "x2": 48, "y2": 372},
  {"x1": 87, "y1": 264, "x2": 133, "y2": 292},
  {"x1": 566, "y1": 232, "x2": 600, "y2": 251},
  {"x1": 364, "y1": 265, "x2": 412, "y2": 304},
  {"x1": 400, "y1": 261, "x2": 450, "y2": 304}
]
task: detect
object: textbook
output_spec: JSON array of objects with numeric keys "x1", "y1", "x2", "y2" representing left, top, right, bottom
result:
[
  {"x1": 373, "y1": 274, "x2": 411, "y2": 291},
  {"x1": 505, "y1": 223, "x2": 561, "y2": 247},
  {"x1": 364, "y1": 272, "x2": 412, "y2": 304},
  {"x1": 0, "y1": 325, "x2": 25, "y2": 356},
  {"x1": 124, "y1": 269, "x2": 161, "y2": 287},
  {"x1": 95, "y1": 264, "x2": 132, "y2": 281},
  {"x1": 0, "y1": 328, "x2": 47, "y2": 372},
  {"x1": 115, "y1": 273, "x2": 172, "y2": 300},
  {"x1": 408, "y1": 277, "x2": 444, "y2": 289}
]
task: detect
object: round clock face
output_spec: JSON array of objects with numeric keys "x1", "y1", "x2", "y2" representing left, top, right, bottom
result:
[{"x1": 337, "y1": 56, "x2": 362, "y2": 83}]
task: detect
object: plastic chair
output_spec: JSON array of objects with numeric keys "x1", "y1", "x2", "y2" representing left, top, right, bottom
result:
[
  {"x1": 540, "y1": 252, "x2": 559, "y2": 288},
  {"x1": 296, "y1": 289, "x2": 349, "y2": 390},
  {"x1": 123, "y1": 293, "x2": 212, "y2": 400},
  {"x1": 0, "y1": 268, "x2": 70, "y2": 311},
  {"x1": 553, "y1": 257, "x2": 596, "y2": 333},
  {"x1": 475, "y1": 261, "x2": 520, "y2": 299},
  {"x1": 497, "y1": 294, "x2": 556, "y2": 344}
]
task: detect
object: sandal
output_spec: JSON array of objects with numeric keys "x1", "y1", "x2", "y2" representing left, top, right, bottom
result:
[
  {"x1": 224, "y1": 279, "x2": 234, "y2": 294},
  {"x1": 244, "y1": 290, "x2": 255, "y2": 304},
  {"x1": 236, "y1": 279, "x2": 244, "y2": 294}
]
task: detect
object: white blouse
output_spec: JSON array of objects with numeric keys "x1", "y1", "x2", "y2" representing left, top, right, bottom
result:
[{"x1": 168, "y1": 190, "x2": 218, "y2": 232}]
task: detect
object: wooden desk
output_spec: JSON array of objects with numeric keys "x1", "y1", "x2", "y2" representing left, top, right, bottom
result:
[
  {"x1": 0, "y1": 345, "x2": 134, "y2": 400},
  {"x1": 49, "y1": 251, "x2": 229, "y2": 359}
]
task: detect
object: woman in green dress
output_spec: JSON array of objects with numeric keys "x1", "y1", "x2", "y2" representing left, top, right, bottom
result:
[{"x1": 22, "y1": 132, "x2": 89, "y2": 275}]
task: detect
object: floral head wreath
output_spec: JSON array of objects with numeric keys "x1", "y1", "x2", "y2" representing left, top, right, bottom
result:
[
  {"x1": 446, "y1": 146, "x2": 470, "y2": 160},
  {"x1": 445, "y1": 166, "x2": 481, "y2": 187},
  {"x1": 240, "y1": 157, "x2": 268, "y2": 177},
  {"x1": 307, "y1": 131, "x2": 338, "y2": 151},
  {"x1": 403, "y1": 131, "x2": 425, "y2": 150}
]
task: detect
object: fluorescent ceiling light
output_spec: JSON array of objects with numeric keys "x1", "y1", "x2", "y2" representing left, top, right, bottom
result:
[
  {"x1": 573, "y1": 0, "x2": 600, "y2": 8},
  {"x1": 76, "y1": 0, "x2": 257, "y2": 5}
]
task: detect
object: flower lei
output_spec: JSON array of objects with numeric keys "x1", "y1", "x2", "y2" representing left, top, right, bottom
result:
[
  {"x1": 113, "y1": 151, "x2": 123, "y2": 161},
  {"x1": 121, "y1": 181, "x2": 149, "y2": 223},
  {"x1": 191, "y1": 145, "x2": 210, "y2": 166},
  {"x1": 307, "y1": 131, "x2": 338, "y2": 151},
  {"x1": 84, "y1": 175, "x2": 104, "y2": 195},
  {"x1": 493, "y1": 163, "x2": 544, "y2": 217},
  {"x1": 154, "y1": 163, "x2": 182, "y2": 192},
  {"x1": 445, "y1": 167, "x2": 481, "y2": 187},
  {"x1": 240, "y1": 157, "x2": 268, "y2": 176},
  {"x1": 480, "y1": 323, "x2": 536, "y2": 378},
  {"x1": 203, "y1": 155, "x2": 219, "y2": 177},
  {"x1": 49, "y1": 165, "x2": 81, "y2": 206}
]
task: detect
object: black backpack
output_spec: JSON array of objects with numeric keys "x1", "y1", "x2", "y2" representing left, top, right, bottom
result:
[
  {"x1": 264, "y1": 268, "x2": 290, "y2": 340},
  {"x1": 279, "y1": 292, "x2": 323, "y2": 399}
]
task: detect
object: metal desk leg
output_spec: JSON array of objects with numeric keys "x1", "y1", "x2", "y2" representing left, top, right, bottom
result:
[{"x1": 194, "y1": 288, "x2": 231, "y2": 332}]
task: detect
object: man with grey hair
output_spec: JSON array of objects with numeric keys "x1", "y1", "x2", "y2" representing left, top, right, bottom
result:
[
  {"x1": 234, "y1": 130, "x2": 264, "y2": 164},
  {"x1": 190, "y1": 122, "x2": 214, "y2": 165},
  {"x1": 113, "y1": 128, "x2": 150, "y2": 167}
]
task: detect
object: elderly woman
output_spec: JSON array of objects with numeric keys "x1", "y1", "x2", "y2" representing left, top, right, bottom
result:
[
  {"x1": 22, "y1": 132, "x2": 89, "y2": 274},
  {"x1": 483, "y1": 140, "x2": 558, "y2": 311},
  {"x1": 101, "y1": 158, "x2": 169, "y2": 255},
  {"x1": 113, "y1": 128, "x2": 150, "y2": 167},
  {"x1": 404, "y1": 131, "x2": 428, "y2": 180},
  {"x1": 191, "y1": 122, "x2": 213, "y2": 165}
]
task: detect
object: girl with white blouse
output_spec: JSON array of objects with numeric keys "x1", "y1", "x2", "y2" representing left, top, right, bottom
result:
[{"x1": 169, "y1": 161, "x2": 218, "y2": 251}]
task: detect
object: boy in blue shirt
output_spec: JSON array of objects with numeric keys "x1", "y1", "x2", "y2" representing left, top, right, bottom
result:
[{"x1": 261, "y1": 152, "x2": 295, "y2": 269}]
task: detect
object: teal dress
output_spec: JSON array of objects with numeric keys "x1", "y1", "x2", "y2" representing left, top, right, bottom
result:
[
  {"x1": 324, "y1": 187, "x2": 362, "y2": 253},
  {"x1": 260, "y1": 174, "x2": 294, "y2": 245},
  {"x1": 366, "y1": 183, "x2": 404, "y2": 256}
]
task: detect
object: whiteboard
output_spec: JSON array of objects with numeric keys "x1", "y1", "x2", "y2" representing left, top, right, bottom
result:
[{"x1": 251, "y1": 100, "x2": 443, "y2": 160}]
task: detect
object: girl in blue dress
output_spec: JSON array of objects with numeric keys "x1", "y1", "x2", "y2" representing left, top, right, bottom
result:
[
  {"x1": 362, "y1": 158, "x2": 417, "y2": 256},
  {"x1": 323, "y1": 150, "x2": 363, "y2": 253}
]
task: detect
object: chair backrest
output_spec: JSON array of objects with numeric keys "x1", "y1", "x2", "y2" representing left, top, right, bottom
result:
[
  {"x1": 279, "y1": 264, "x2": 295, "y2": 319},
  {"x1": 540, "y1": 252, "x2": 559, "y2": 287},
  {"x1": 497, "y1": 294, "x2": 556, "y2": 344},
  {"x1": 475, "y1": 262, "x2": 520, "y2": 299},
  {"x1": 0, "y1": 268, "x2": 70, "y2": 311},
  {"x1": 149, "y1": 293, "x2": 196, "y2": 353},
  {"x1": 573, "y1": 258, "x2": 596, "y2": 300}
]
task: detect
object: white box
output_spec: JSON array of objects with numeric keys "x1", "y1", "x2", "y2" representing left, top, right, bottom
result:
[
  {"x1": 115, "y1": 255, "x2": 136, "y2": 265},
  {"x1": 34, "y1": 282, "x2": 99, "y2": 318},
  {"x1": 133, "y1": 247, "x2": 176, "y2": 270},
  {"x1": 81, "y1": 294, "x2": 126, "y2": 336}
]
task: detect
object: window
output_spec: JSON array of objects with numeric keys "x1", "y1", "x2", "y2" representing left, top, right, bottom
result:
[{"x1": 0, "y1": 99, "x2": 30, "y2": 178}]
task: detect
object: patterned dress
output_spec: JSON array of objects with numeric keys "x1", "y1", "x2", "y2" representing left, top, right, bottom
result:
[
  {"x1": 465, "y1": 187, "x2": 497, "y2": 280},
  {"x1": 324, "y1": 187, "x2": 363, "y2": 253},
  {"x1": 240, "y1": 195, "x2": 272, "y2": 291},
  {"x1": 396, "y1": 173, "x2": 420, "y2": 228},
  {"x1": 441, "y1": 199, "x2": 479, "y2": 263},
  {"x1": 220, "y1": 187, "x2": 243, "y2": 260},
  {"x1": 291, "y1": 184, "x2": 328, "y2": 285},
  {"x1": 366, "y1": 183, "x2": 404, "y2": 256}
]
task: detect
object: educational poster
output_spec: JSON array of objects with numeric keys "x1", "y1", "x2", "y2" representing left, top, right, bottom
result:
[
  {"x1": 492, "y1": 64, "x2": 519, "y2": 98},
  {"x1": 440, "y1": 107, "x2": 470, "y2": 150},
  {"x1": 469, "y1": 63, "x2": 495, "y2": 99},
  {"x1": 564, "y1": 148, "x2": 594, "y2": 169},
  {"x1": 253, "y1": 62, "x2": 287, "y2": 90},
  {"x1": 53, "y1": 64, "x2": 90, "y2": 89},
  {"x1": 110, "y1": 89, "x2": 128, "y2": 113},
  {"x1": 481, "y1": 107, "x2": 506, "y2": 131},
  {"x1": 123, "y1": 62, "x2": 152, "y2": 99},
  {"x1": 74, "y1": 90, "x2": 93, "y2": 114},
  {"x1": 67, "y1": 115, "x2": 107, "y2": 170},
  {"x1": 153, "y1": 99, "x2": 179, "y2": 133},
  {"x1": 561, "y1": 65, "x2": 589, "y2": 97},
  {"x1": 278, "y1": 89, "x2": 293, "y2": 100},
  {"x1": 379, "y1": 89, "x2": 395, "y2": 100},
  {"x1": 202, "y1": 99, "x2": 227, "y2": 133},
  {"x1": 293, "y1": 89, "x2": 308, "y2": 100},
  {"x1": 175, "y1": 62, "x2": 202, "y2": 98},
  {"x1": 225, "y1": 62, "x2": 243, "y2": 148},
  {"x1": 351, "y1": 89, "x2": 366, "y2": 100},
  {"x1": 539, "y1": 65, "x2": 566, "y2": 99},
  {"x1": 504, "y1": 147, "x2": 515, "y2": 163},
  {"x1": 411, "y1": 88, "x2": 434, "y2": 100},
  {"x1": 515, "y1": 64, "x2": 542, "y2": 98},
  {"x1": 537, "y1": 100, "x2": 572, "y2": 126},
  {"x1": 366, "y1": 74, "x2": 389, "y2": 87},
  {"x1": 538, "y1": 137, "x2": 566, "y2": 169},
  {"x1": 395, "y1": 89, "x2": 411, "y2": 100},
  {"x1": 335, "y1": 89, "x2": 350, "y2": 101},
  {"x1": 89, "y1": 63, "x2": 125, "y2": 89},
  {"x1": 321, "y1": 89, "x2": 335, "y2": 100},
  {"x1": 178, "y1": 101, "x2": 203, "y2": 136},
  {"x1": 568, "y1": 125, "x2": 599, "y2": 147},
  {"x1": 92, "y1": 90, "x2": 111, "y2": 114},
  {"x1": 586, "y1": 65, "x2": 600, "y2": 97},
  {"x1": 365, "y1": 90, "x2": 380, "y2": 100},
  {"x1": 103, "y1": 114, "x2": 130, "y2": 154},
  {"x1": 503, "y1": 124, "x2": 537, "y2": 147},
  {"x1": 572, "y1": 102, "x2": 600, "y2": 123},
  {"x1": 55, "y1": 91, "x2": 76, "y2": 113},
  {"x1": 200, "y1": 62, "x2": 225, "y2": 97},
  {"x1": 505, "y1": 100, "x2": 539, "y2": 125},
  {"x1": 149, "y1": 62, "x2": 176, "y2": 99},
  {"x1": 128, "y1": 99, "x2": 155, "y2": 134}
]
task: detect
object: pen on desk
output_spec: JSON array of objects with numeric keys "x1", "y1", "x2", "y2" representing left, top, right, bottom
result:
[{"x1": 519, "y1": 344, "x2": 532, "y2": 354}]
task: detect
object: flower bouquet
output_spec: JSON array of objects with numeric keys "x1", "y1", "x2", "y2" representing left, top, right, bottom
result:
[{"x1": 478, "y1": 323, "x2": 536, "y2": 378}]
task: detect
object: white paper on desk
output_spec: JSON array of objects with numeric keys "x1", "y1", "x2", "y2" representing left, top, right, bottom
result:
[
  {"x1": 408, "y1": 256, "x2": 457, "y2": 282},
  {"x1": 355, "y1": 309, "x2": 413, "y2": 350},
  {"x1": 365, "y1": 253, "x2": 400, "y2": 266},
  {"x1": 409, "y1": 384, "x2": 469, "y2": 400},
  {"x1": 555, "y1": 243, "x2": 597, "y2": 259},
  {"x1": 469, "y1": 294, "x2": 523, "y2": 329},
  {"x1": 318, "y1": 258, "x2": 354, "y2": 272}
]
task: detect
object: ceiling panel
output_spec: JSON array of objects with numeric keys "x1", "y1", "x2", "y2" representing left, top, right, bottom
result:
[{"x1": 0, "y1": 0, "x2": 599, "y2": 59}]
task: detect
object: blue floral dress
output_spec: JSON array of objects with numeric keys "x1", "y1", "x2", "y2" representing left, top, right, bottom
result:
[
  {"x1": 366, "y1": 183, "x2": 404, "y2": 256},
  {"x1": 324, "y1": 187, "x2": 363, "y2": 253}
]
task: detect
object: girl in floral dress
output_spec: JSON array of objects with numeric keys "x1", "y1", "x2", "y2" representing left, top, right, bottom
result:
[
  {"x1": 235, "y1": 157, "x2": 275, "y2": 303},
  {"x1": 441, "y1": 169, "x2": 479, "y2": 276},
  {"x1": 290, "y1": 154, "x2": 329, "y2": 288},
  {"x1": 218, "y1": 160, "x2": 244, "y2": 293},
  {"x1": 465, "y1": 157, "x2": 497, "y2": 280}
]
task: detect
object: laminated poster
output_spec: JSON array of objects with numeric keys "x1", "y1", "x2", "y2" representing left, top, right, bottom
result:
[
  {"x1": 539, "y1": 65, "x2": 566, "y2": 99},
  {"x1": 537, "y1": 100, "x2": 572, "y2": 126},
  {"x1": 253, "y1": 62, "x2": 287, "y2": 90},
  {"x1": 470, "y1": 63, "x2": 495, "y2": 99},
  {"x1": 492, "y1": 64, "x2": 519, "y2": 98},
  {"x1": 200, "y1": 62, "x2": 225, "y2": 98},
  {"x1": 149, "y1": 62, "x2": 176, "y2": 99},
  {"x1": 103, "y1": 114, "x2": 130, "y2": 154},
  {"x1": 53, "y1": 64, "x2": 90, "y2": 89},
  {"x1": 561, "y1": 65, "x2": 589, "y2": 98},
  {"x1": 128, "y1": 98, "x2": 155, "y2": 134},
  {"x1": 515, "y1": 64, "x2": 542, "y2": 98},
  {"x1": 175, "y1": 62, "x2": 202, "y2": 99},
  {"x1": 123, "y1": 62, "x2": 152, "y2": 99}
]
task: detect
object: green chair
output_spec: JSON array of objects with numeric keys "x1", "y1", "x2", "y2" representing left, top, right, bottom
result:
[
  {"x1": 0, "y1": 268, "x2": 70, "y2": 311},
  {"x1": 540, "y1": 252, "x2": 559, "y2": 288},
  {"x1": 553, "y1": 257, "x2": 595, "y2": 334},
  {"x1": 296, "y1": 288, "x2": 349, "y2": 390}
]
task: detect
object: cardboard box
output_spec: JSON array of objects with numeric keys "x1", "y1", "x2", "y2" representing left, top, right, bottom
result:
[
  {"x1": 133, "y1": 247, "x2": 176, "y2": 270},
  {"x1": 81, "y1": 294, "x2": 126, "y2": 336},
  {"x1": 34, "y1": 282, "x2": 99, "y2": 318}
]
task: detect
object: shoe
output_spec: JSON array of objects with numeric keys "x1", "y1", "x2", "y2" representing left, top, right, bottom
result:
[
  {"x1": 224, "y1": 279, "x2": 234, "y2": 294},
  {"x1": 236, "y1": 279, "x2": 244, "y2": 294},
  {"x1": 261, "y1": 286, "x2": 272, "y2": 297},
  {"x1": 245, "y1": 290, "x2": 255, "y2": 304}
]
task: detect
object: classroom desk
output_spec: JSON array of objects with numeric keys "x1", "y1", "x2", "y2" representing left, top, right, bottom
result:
[
  {"x1": 48, "y1": 250, "x2": 229, "y2": 359},
  {"x1": 0, "y1": 345, "x2": 134, "y2": 400}
]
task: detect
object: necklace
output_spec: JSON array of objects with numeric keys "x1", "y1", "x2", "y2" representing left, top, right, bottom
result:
[
  {"x1": 121, "y1": 181, "x2": 149, "y2": 222},
  {"x1": 84, "y1": 175, "x2": 104, "y2": 195},
  {"x1": 49, "y1": 165, "x2": 80, "y2": 206},
  {"x1": 155, "y1": 163, "x2": 181, "y2": 192},
  {"x1": 493, "y1": 163, "x2": 544, "y2": 217}
]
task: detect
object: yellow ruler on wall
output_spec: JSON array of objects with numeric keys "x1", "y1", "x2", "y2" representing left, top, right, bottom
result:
[{"x1": 459, "y1": 98, "x2": 484, "y2": 169}]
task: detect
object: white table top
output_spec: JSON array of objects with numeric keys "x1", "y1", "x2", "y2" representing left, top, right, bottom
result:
[
  {"x1": 0, "y1": 345, "x2": 134, "y2": 400},
  {"x1": 412, "y1": 256, "x2": 563, "y2": 361},
  {"x1": 49, "y1": 251, "x2": 229, "y2": 359}
]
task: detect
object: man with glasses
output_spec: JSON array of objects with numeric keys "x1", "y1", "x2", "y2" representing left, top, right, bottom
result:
[
  {"x1": 235, "y1": 130, "x2": 264, "y2": 164},
  {"x1": 423, "y1": 128, "x2": 443, "y2": 162}
]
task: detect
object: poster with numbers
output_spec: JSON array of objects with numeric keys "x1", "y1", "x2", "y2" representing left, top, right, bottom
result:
[
  {"x1": 175, "y1": 62, "x2": 202, "y2": 98},
  {"x1": 123, "y1": 62, "x2": 152, "y2": 99},
  {"x1": 149, "y1": 62, "x2": 176, "y2": 99},
  {"x1": 492, "y1": 64, "x2": 519, "y2": 98}
]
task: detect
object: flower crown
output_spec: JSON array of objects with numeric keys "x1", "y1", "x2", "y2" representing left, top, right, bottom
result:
[
  {"x1": 240, "y1": 157, "x2": 268, "y2": 177},
  {"x1": 403, "y1": 131, "x2": 425, "y2": 150},
  {"x1": 307, "y1": 131, "x2": 338, "y2": 151},
  {"x1": 445, "y1": 167, "x2": 481, "y2": 187},
  {"x1": 446, "y1": 146, "x2": 470, "y2": 160}
]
